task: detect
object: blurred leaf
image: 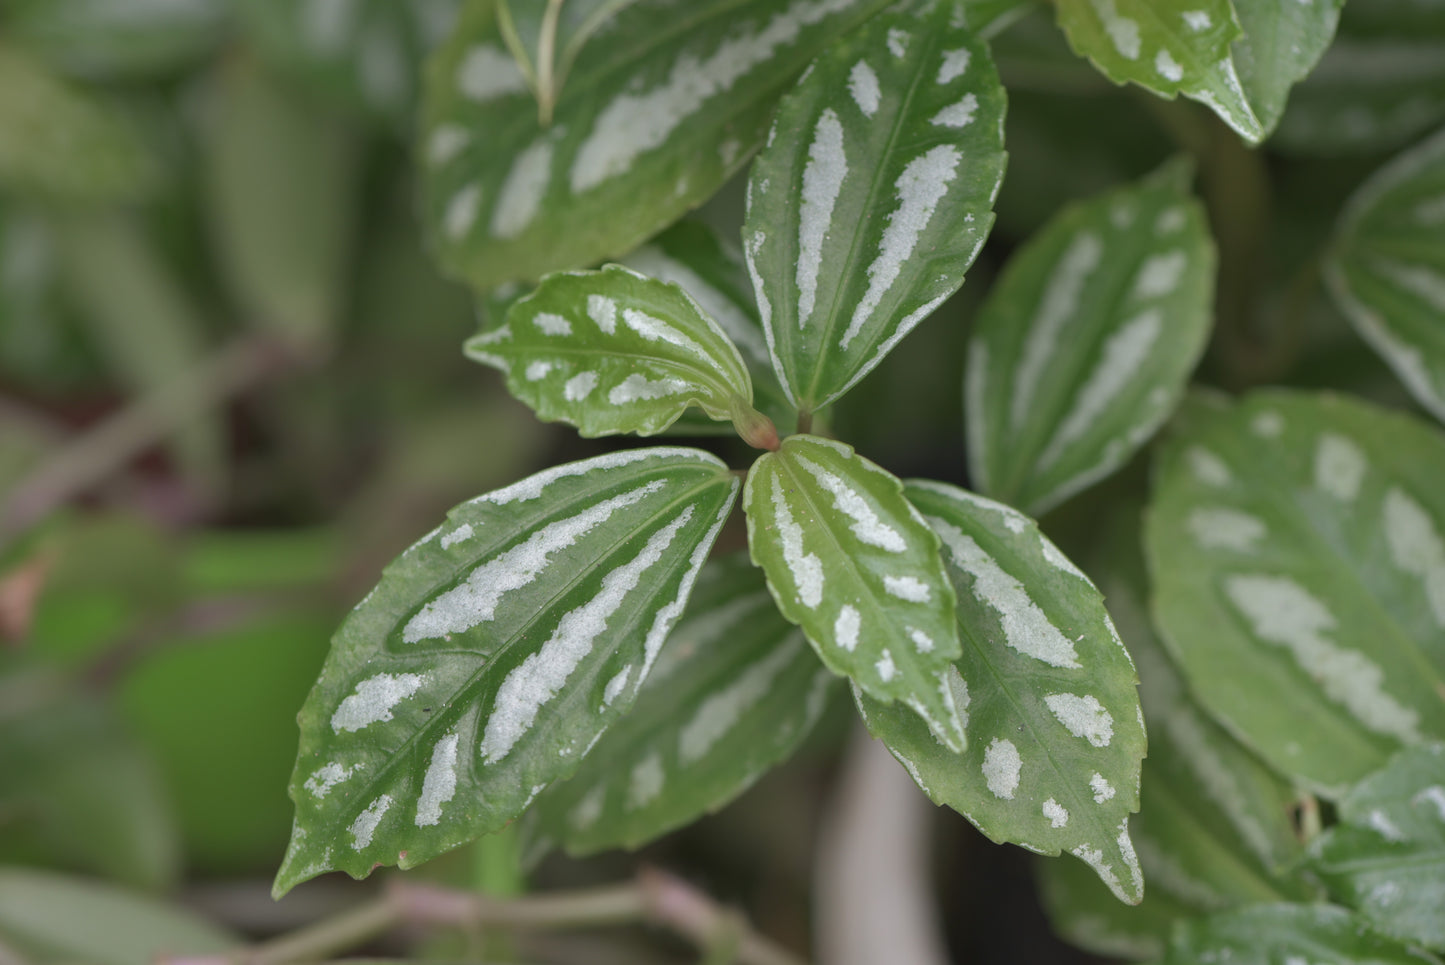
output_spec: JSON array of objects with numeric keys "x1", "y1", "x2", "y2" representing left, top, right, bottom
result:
[
  {"x1": 743, "y1": 0, "x2": 1006, "y2": 412},
  {"x1": 1052, "y1": 0, "x2": 1264, "y2": 143},
  {"x1": 1310, "y1": 743, "x2": 1445, "y2": 949},
  {"x1": 1161, "y1": 903, "x2": 1443, "y2": 965},
  {"x1": 858, "y1": 480, "x2": 1146, "y2": 904},
  {"x1": 967, "y1": 161, "x2": 1214, "y2": 516},
  {"x1": 0, "y1": 45, "x2": 159, "y2": 202},
  {"x1": 276, "y1": 449, "x2": 737, "y2": 895},
  {"x1": 1326, "y1": 125, "x2": 1445, "y2": 425},
  {"x1": 495, "y1": 0, "x2": 641, "y2": 122},
  {"x1": 1145, "y1": 391, "x2": 1445, "y2": 796},
  {"x1": 466, "y1": 265, "x2": 755, "y2": 437},
  {"x1": 1229, "y1": 0, "x2": 1344, "y2": 137},
  {"x1": 527, "y1": 554, "x2": 836, "y2": 856},
  {"x1": 419, "y1": 0, "x2": 889, "y2": 291},
  {"x1": 204, "y1": 52, "x2": 361, "y2": 353},
  {"x1": 0, "y1": 868, "x2": 236, "y2": 965},
  {"x1": 1037, "y1": 850, "x2": 1191, "y2": 960},
  {"x1": 744, "y1": 435, "x2": 966, "y2": 750},
  {"x1": 0, "y1": 205, "x2": 97, "y2": 392},
  {"x1": 3, "y1": 0, "x2": 229, "y2": 80},
  {"x1": 960, "y1": 0, "x2": 1034, "y2": 38}
]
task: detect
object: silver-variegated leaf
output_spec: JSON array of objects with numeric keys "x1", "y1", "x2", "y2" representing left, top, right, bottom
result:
[
  {"x1": 966, "y1": 161, "x2": 1214, "y2": 516},
  {"x1": 1310, "y1": 743, "x2": 1445, "y2": 950},
  {"x1": 274, "y1": 447, "x2": 738, "y2": 895},
  {"x1": 859, "y1": 480, "x2": 1146, "y2": 904},
  {"x1": 495, "y1": 0, "x2": 638, "y2": 123},
  {"x1": 1161, "y1": 904, "x2": 1444, "y2": 965},
  {"x1": 1145, "y1": 391, "x2": 1445, "y2": 796},
  {"x1": 466, "y1": 265, "x2": 755, "y2": 437},
  {"x1": 1052, "y1": 0, "x2": 1264, "y2": 143},
  {"x1": 744, "y1": 435, "x2": 965, "y2": 750},
  {"x1": 421, "y1": 0, "x2": 888, "y2": 291},
  {"x1": 1229, "y1": 0, "x2": 1343, "y2": 138},
  {"x1": 744, "y1": 0, "x2": 1006, "y2": 412},
  {"x1": 525, "y1": 553, "x2": 836, "y2": 856},
  {"x1": 1326, "y1": 126, "x2": 1445, "y2": 425}
]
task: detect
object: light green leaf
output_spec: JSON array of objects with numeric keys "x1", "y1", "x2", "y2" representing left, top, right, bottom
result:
[
  {"x1": 420, "y1": 0, "x2": 888, "y2": 291},
  {"x1": 1229, "y1": 0, "x2": 1344, "y2": 137},
  {"x1": 1145, "y1": 391, "x2": 1445, "y2": 796},
  {"x1": 0, "y1": 45, "x2": 159, "y2": 202},
  {"x1": 1311, "y1": 743, "x2": 1445, "y2": 950},
  {"x1": 1162, "y1": 903, "x2": 1443, "y2": 965},
  {"x1": 1326, "y1": 126, "x2": 1445, "y2": 426},
  {"x1": 0, "y1": 869, "x2": 237, "y2": 965},
  {"x1": 858, "y1": 480, "x2": 1145, "y2": 903},
  {"x1": 1052, "y1": 0, "x2": 1264, "y2": 143},
  {"x1": 744, "y1": 435, "x2": 965, "y2": 750},
  {"x1": 743, "y1": 0, "x2": 1006, "y2": 412},
  {"x1": 1273, "y1": 3, "x2": 1445, "y2": 156},
  {"x1": 496, "y1": 0, "x2": 640, "y2": 123},
  {"x1": 275, "y1": 448, "x2": 738, "y2": 895},
  {"x1": 466, "y1": 265, "x2": 755, "y2": 438},
  {"x1": 3, "y1": 0, "x2": 227, "y2": 80},
  {"x1": 526, "y1": 553, "x2": 836, "y2": 855},
  {"x1": 204, "y1": 53, "x2": 361, "y2": 352},
  {"x1": 966, "y1": 161, "x2": 1215, "y2": 516}
]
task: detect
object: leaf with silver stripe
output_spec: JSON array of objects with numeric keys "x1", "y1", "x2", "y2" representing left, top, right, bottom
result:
[{"x1": 274, "y1": 447, "x2": 738, "y2": 896}]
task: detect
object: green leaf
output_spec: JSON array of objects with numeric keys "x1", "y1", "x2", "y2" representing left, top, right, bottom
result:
[
  {"x1": 1052, "y1": 0, "x2": 1265, "y2": 143},
  {"x1": 275, "y1": 447, "x2": 738, "y2": 895},
  {"x1": 1161, "y1": 903, "x2": 1443, "y2": 965},
  {"x1": 1326, "y1": 126, "x2": 1445, "y2": 426},
  {"x1": 0, "y1": 45, "x2": 159, "y2": 202},
  {"x1": 1273, "y1": 4, "x2": 1445, "y2": 156},
  {"x1": 526, "y1": 553, "x2": 836, "y2": 855},
  {"x1": 3, "y1": 0, "x2": 227, "y2": 80},
  {"x1": 1310, "y1": 743, "x2": 1445, "y2": 950},
  {"x1": 743, "y1": 0, "x2": 1006, "y2": 412},
  {"x1": 1038, "y1": 851, "x2": 1191, "y2": 960},
  {"x1": 960, "y1": 0, "x2": 1036, "y2": 39},
  {"x1": 1145, "y1": 391, "x2": 1445, "y2": 796},
  {"x1": 743, "y1": 435, "x2": 965, "y2": 750},
  {"x1": 858, "y1": 480, "x2": 1146, "y2": 903},
  {"x1": 1229, "y1": 0, "x2": 1344, "y2": 137},
  {"x1": 0, "y1": 869, "x2": 237, "y2": 965},
  {"x1": 420, "y1": 0, "x2": 889, "y2": 291},
  {"x1": 495, "y1": 0, "x2": 640, "y2": 122},
  {"x1": 204, "y1": 53, "x2": 362, "y2": 352},
  {"x1": 466, "y1": 264, "x2": 755, "y2": 437},
  {"x1": 966, "y1": 161, "x2": 1215, "y2": 516}
]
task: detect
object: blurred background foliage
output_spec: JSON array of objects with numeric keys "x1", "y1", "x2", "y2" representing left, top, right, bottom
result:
[{"x1": 0, "y1": 0, "x2": 1439, "y2": 962}]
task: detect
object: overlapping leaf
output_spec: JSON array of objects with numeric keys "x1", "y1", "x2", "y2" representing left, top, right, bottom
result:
[
  {"x1": 966, "y1": 161, "x2": 1214, "y2": 516},
  {"x1": 1145, "y1": 391, "x2": 1445, "y2": 796},
  {"x1": 1311, "y1": 743, "x2": 1445, "y2": 949},
  {"x1": 526, "y1": 554, "x2": 836, "y2": 856},
  {"x1": 743, "y1": 0, "x2": 1006, "y2": 412},
  {"x1": 466, "y1": 265, "x2": 755, "y2": 437},
  {"x1": 1229, "y1": 0, "x2": 1344, "y2": 137},
  {"x1": 744, "y1": 435, "x2": 965, "y2": 749},
  {"x1": 495, "y1": 0, "x2": 639, "y2": 122},
  {"x1": 421, "y1": 0, "x2": 888, "y2": 291},
  {"x1": 858, "y1": 480, "x2": 1146, "y2": 903},
  {"x1": 1161, "y1": 903, "x2": 1443, "y2": 965},
  {"x1": 1053, "y1": 0, "x2": 1263, "y2": 143},
  {"x1": 1326, "y1": 127, "x2": 1445, "y2": 425},
  {"x1": 275, "y1": 448, "x2": 738, "y2": 895}
]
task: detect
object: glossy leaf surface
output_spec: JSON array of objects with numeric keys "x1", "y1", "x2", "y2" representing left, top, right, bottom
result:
[
  {"x1": 421, "y1": 0, "x2": 888, "y2": 290},
  {"x1": 496, "y1": 0, "x2": 639, "y2": 122},
  {"x1": 276, "y1": 448, "x2": 738, "y2": 895},
  {"x1": 744, "y1": 435, "x2": 964, "y2": 749},
  {"x1": 1161, "y1": 903, "x2": 1443, "y2": 965},
  {"x1": 744, "y1": 0, "x2": 1006, "y2": 411},
  {"x1": 1146, "y1": 391, "x2": 1445, "y2": 796},
  {"x1": 1229, "y1": 0, "x2": 1344, "y2": 136},
  {"x1": 966, "y1": 162, "x2": 1214, "y2": 515},
  {"x1": 1326, "y1": 126, "x2": 1445, "y2": 425},
  {"x1": 1311, "y1": 743, "x2": 1445, "y2": 949},
  {"x1": 467, "y1": 265, "x2": 754, "y2": 437},
  {"x1": 859, "y1": 480, "x2": 1146, "y2": 904},
  {"x1": 527, "y1": 554, "x2": 836, "y2": 855}
]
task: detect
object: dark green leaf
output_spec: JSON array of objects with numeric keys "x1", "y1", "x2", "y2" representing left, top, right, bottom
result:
[
  {"x1": 495, "y1": 0, "x2": 640, "y2": 122},
  {"x1": 1162, "y1": 903, "x2": 1443, "y2": 965},
  {"x1": 1145, "y1": 391, "x2": 1445, "y2": 796},
  {"x1": 967, "y1": 161, "x2": 1214, "y2": 515},
  {"x1": 3, "y1": 0, "x2": 227, "y2": 80},
  {"x1": 743, "y1": 0, "x2": 1006, "y2": 411},
  {"x1": 744, "y1": 435, "x2": 965, "y2": 750},
  {"x1": 527, "y1": 554, "x2": 836, "y2": 854},
  {"x1": 276, "y1": 448, "x2": 738, "y2": 895},
  {"x1": 860, "y1": 480, "x2": 1146, "y2": 903}
]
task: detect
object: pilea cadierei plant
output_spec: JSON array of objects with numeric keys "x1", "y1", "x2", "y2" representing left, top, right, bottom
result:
[{"x1": 275, "y1": 0, "x2": 1445, "y2": 962}]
